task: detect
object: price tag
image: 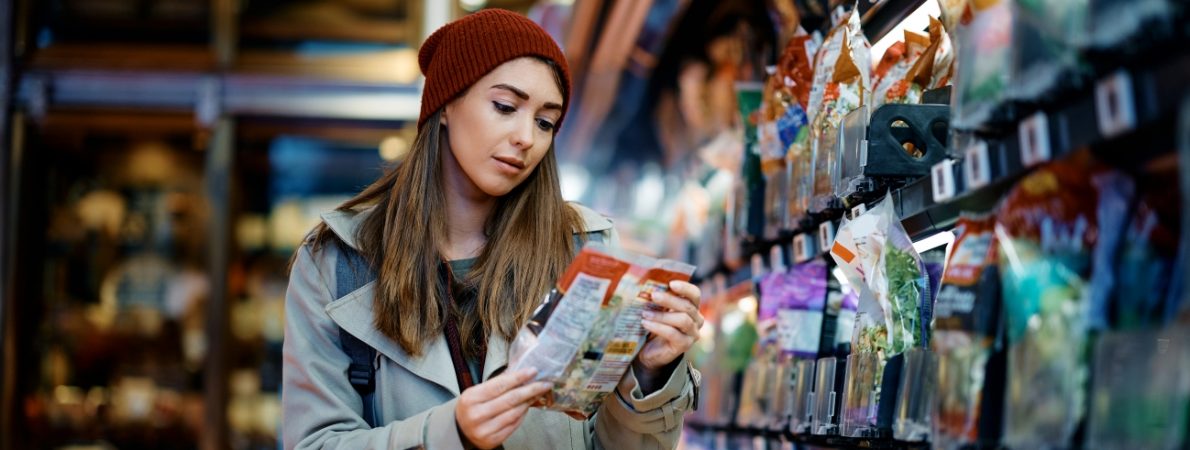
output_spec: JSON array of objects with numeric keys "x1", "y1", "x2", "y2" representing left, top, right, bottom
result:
[
  {"x1": 818, "y1": 221, "x2": 836, "y2": 252},
  {"x1": 850, "y1": 203, "x2": 867, "y2": 219},
  {"x1": 964, "y1": 141, "x2": 991, "y2": 189},
  {"x1": 793, "y1": 234, "x2": 812, "y2": 263},
  {"x1": 770, "y1": 245, "x2": 786, "y2": 272},
  {"x1": 1096, "y1": 71, "x2": 1136, "y2": 139},
  {"x1": 931, "y1": 159, "x2": 957, "y2": 202},
  {"x1": 1019, "y1": 112, "x2": 1051, "y2": 167}
]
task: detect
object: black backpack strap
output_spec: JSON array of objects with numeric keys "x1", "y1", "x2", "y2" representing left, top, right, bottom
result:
[{"x1": 334, "y1": 247, "x2": 379, "y2": 427}]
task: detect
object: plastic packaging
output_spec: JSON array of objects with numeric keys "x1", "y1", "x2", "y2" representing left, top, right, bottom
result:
[
  {"x1": 774, "y1": 261, "x2": 829, "y2": 359},
  {"x1": 831, "y1": 194, "x2": 931, "y2": 358},
  {"x1": 872, "y1": 17, "x2": 947, "y2": 108},
  {"x1": 894, "y1": 348, "x2": 937, "y2": 442},
  {"x1": 829, "y1": 194, "x2": 931, "y2": 437},
  {"x1": 1086, "y1": 325, "x2": 1190, "y2": 450},
  {"x1": 1113, "y1": 171, "x2": 1184, "y2": 329},
  {"x1": 812, "y1": 356, "x2": 841, "y2": 435},
  {"x1": 995, "y1": 153, "x2": 1111, "y2": 448},
  {"x1": 1010, "y1": 0, "x2": 1089, "y2": 101},
  {"x1": 509, "y1": 242, "x2": 695, "y2": 419},
  {"x1": 1085, "y1": 0, "x2": 1179, "y2": 50},
  {"x1": 931, "y1": 215, "x2": 1004, "y2": 450},
  {"x1": 952, "y1": 0, "x2": 1013, "y2": 130},
  {"x1": 807, "y1": 11, "x2": 871, "y2": 212}
]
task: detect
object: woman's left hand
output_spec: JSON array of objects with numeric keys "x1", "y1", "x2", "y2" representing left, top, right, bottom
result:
[{"x1": 636, "y1": 281, "x2": 704, "y2": 376}]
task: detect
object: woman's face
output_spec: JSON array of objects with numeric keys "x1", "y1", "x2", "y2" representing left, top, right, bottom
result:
[{"x1": 442, "y1": 57, "x2": 564, "y2": 198}]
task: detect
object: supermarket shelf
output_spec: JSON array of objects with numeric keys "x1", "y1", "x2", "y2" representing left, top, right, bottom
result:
[
  {"x1": 893, "y1": 48, "x2": 1190, "y2": 241},
  {"x1": 684, "y1": 421, "x2": 930, "y2": 450},
  {"x1": 702, "y1": 45, "x2": 1190, "y2": 281}
]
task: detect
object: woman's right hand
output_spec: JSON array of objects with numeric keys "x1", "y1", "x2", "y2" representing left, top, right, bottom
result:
[{"x1": 455, "y1": 367, "x2": 551, "y2": 449}]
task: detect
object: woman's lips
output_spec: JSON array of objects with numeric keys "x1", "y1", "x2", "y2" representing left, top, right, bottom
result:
[{"x1": 493, "y1": 155, "x2": 526, "y2": 173}]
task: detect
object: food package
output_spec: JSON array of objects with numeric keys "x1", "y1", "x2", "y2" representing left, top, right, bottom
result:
[
  {"x1": 807, "y1": 11, "x2": 871, "y2": 212},
  {"x1": 1010, "y1": 0, "x2": 1089, "y2": 100},
  {"x1": 932, "y1": 215, "x2": 1003, "y2": 450},
  {"x1": 830, "y1": 194, "x2": 931, "y2": 435},
  {"x1": 872, "y1": 17, "x2": 948, "y2": 108},
  {"x1": 1086, "y1": 325, "x2": 1190, "y2": 450},
  {"x1": 772, "y1": 260, "x2": 829, "y2": 359},
  {"x1": 509, "y1": 242, "x2": 696, "y2": 419},
  {"x1": 952, "y1": 0, "x2": 1013, "y2": 129},
  {"x1": 1112, "y1": 170, "x2": 1185, "y2": 329},
  {"x1": 737, "y1": 82, "x2": 767, "y2": 240},
  {"x1": 1085, "y1": 0, "x2": 1180, "y2": 50},
  {"x1": 831, "y1": 194, "x2": 931, "y2": 359},
  {"x1": 765, "y1": 35, "x2": 814, "y2": 229},
  {"x1": 994, "y1": 152, "x2": 1112, "y2": 448}
]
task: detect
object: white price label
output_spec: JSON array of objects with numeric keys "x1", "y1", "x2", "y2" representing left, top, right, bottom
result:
[
  {"x1": 1019, "y1": 112, "x2": 1052, "y2": 167},
  {"x1": 964, "y1": 141, "x2": 992, "y2": 189},
  {"x1": 1096, "y1": 71, "x2": 1136, "y2": 139},
  {"x1": 793, "y1": 234, "x2": 812, "y2": 263},
  {"x1": 818, "y1": 221, "x2": 836, "y2": 253},
  {"x1": 770, "y1": 245, "x2": 786, "y2": 272},
  {"x1": 931, "y1": 159, "x2": 957, "y2": 202},
  {"x1": 850, "y1": 203, "x2": 867, "y2": 219}
]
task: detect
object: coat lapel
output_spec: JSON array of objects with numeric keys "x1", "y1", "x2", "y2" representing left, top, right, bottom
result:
[
  {"x1": 320, "y1": 203, "x2": 616, "y2": 393},
  {"x1": 324, "y1": 280, "x2": 461, "y2": 396}
]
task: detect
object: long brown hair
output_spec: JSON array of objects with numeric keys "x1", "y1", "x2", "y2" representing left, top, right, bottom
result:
[{"x1": 308, "y1": 62, "x2": 583, "y2": 357}]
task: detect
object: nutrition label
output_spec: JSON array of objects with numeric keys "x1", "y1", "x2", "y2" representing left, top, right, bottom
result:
[
  {"x1": 529, "y1": 273, "x2": 611, "y2": 379},
  {"x1": 583, "y1": 281, "x2": 654, "y2": 392}
]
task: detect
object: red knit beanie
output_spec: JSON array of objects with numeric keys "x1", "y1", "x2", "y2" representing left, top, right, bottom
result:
[{"x1": 417, "y1": 9, "x2": 572, "y2": 132}]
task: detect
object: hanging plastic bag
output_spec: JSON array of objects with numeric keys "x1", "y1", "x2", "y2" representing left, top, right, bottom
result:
[
  {"x1": 932, "y1": 215, "x2": 1003, "y2": 450},
  {"x1": 807, "y1": 9, "x2": 871, "y2": 212}
]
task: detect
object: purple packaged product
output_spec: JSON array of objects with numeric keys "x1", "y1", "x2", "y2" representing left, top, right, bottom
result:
[{"x1": 775, "y1": 261, "x2": 829, "y2": 358}]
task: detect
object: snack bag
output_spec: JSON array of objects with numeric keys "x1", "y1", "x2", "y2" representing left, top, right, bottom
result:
[
  {"x1": 830, "y1": 194, "x2": 931, "y2": 434},
  {"x1": 932, "y1": 215, "x2": 1003, "y2": 450},
  {"x1": 1010, "y1": 0, "x2": 1089, "y2": 101},
  {"x1": 774, "y1": 260, "x2": 829, "y2": 359},
  {"x1": 831, "y1": 194, "x2": 931, "y2": 358},
  {"x1": 808, "y1": 10, "x2": 871, "y2": 212},
  {"x1": 1113, "y1": 170, "x2": 1184, "y2": 329},
  {"x1": 994, "y1": 152, "x2": 1111, "y2": 448},
  {"x1": 952, "y1": 0, "x2": 1013, "y2": 129},
  {"x1": 509, "y1": 243, "x2": 696, "y2": 419}
]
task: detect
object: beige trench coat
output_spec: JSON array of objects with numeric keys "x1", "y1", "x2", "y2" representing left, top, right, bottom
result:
[{"x1": 282, "y1": 204, "x2": 699, "y2": 449}]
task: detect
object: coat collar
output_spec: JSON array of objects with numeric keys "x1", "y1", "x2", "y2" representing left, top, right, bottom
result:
[{"x1": 319, "y1": 203, "x2": 613, "y2": 395}]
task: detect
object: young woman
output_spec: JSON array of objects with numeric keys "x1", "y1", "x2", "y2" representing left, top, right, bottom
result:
[{"x1": 282, "y1": 9, "x2": 703, "y2": 450}]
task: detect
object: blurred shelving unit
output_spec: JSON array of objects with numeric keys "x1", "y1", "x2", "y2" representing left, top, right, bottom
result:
[{"x1": 0, "y1": 1, "x2": 535, "y2": 449}]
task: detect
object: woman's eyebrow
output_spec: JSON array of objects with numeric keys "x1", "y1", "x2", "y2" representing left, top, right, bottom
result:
[{"x1": 491, "y1": 84, "x2": 563, "y2": 111}]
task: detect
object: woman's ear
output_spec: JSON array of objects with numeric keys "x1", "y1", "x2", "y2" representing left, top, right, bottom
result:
[{"x1": 440, "y1": 107, "x2": 449, "y2": 127}]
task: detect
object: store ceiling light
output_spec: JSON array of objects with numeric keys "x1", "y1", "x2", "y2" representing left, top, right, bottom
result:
[
  {"x1": 870, "y1": 0, "x2": 941, "y2": 65},
  {"x1": 460, "y1": 0, "x2": 488, "y2": 12},
  {"x1": 912, "y1": 230, "x2": 956, "y2": 263}
]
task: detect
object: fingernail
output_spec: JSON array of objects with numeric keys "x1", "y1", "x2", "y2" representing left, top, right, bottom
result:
[
  {"x1": 642, "y1": 310, "x2": 655, "y2": 319},
  {"x1": 538, "y1": 382, "x2": 552, "y2": 390}
]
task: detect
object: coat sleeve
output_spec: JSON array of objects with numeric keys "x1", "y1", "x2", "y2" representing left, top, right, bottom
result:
[
  {"x1": 281, "y1": 245, "x2": 466, "y2": 450},
  {"x1": 587, "y1": 225, "x2": 703, "y2": 450},
  {"x1": 589, "y1": 356, "x2": 700, "y2": 450}
]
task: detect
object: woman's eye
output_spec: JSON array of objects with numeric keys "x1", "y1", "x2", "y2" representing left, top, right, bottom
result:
[
  {"x1": 536, "y1": 119, "x2": 556, "y2": 132},
  {"x1": 492, "y1": 102, "x2": 516, "y2": 114}
]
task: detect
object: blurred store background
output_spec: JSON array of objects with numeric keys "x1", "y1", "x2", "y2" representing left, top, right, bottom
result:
[{"x1": 1, "y1": 0, "x2": 1189, "y2": 450}]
